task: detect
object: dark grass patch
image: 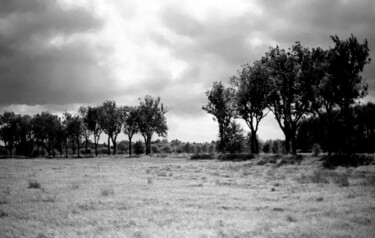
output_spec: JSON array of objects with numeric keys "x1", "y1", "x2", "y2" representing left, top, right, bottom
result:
[
  {"x1": 323, "y1": 154, "x2": 375, "y2": 168},
  {"x1": 296, "y1": 169, "x2": 350, "y2": 186},
  {"x1": 190, "y1": 153, "x2": 213, "y2": 160},
  {"x1": 0, "y1": 210, "x2": 9, "y2": 218},
  {"x1": 216, "y1": 153, "x2": 254, "y2": 161}
]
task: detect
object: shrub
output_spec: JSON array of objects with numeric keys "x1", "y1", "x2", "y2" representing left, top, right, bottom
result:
[
  {"x1": 216, "y1": 153, "x2": 254, "y2": 161},
  {"x1": 312, "y1": 144, "x2": 321, "y2": 156},
  {"x1": 151, "y1": 145, "x2": 161, "y2": 154},
  {"x1": 190, "y1": 153, "x2": 213, "y2": 160}
]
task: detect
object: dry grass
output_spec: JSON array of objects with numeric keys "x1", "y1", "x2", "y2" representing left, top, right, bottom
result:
[{"x1": 0, "y1": 156, "x2": 374, "y2": 237}]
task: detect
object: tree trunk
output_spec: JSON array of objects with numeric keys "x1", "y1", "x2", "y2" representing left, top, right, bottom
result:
[
  {"x1": 291, "y1": 133, "x2": 297, "y2": 155},
  {"x1": 128, "y1": 135, "x2": 133, "y2": 156},
  {"x1": 72, "y1": 140, "x2": 75, "y2": 155},
  {"x1": 77, "y1": 136, "x2": 80, "y2": 157},
  {"x1": 219, "y1": 123, "x2": 225, "y2": 153},
  {"x1": 65, "y1": 138, "x2": 68, "y2": 158},
  {"x1": 52, "y1": 139, "x2": 55, "y2": 158},
  {"x1": 85, "y1": 136, "x2": 88, "y2": 153},
  {"x1": 95, "y1": 142, "x2": 98, "y2": 156},
  {"x1": 94, "y1": 134, "x2": 100, "y2": 157},
  {"x1": 41, "y1": 141, "x2": 45, "y2": 157},
  {"x1": 250, "y1": 130, "x2": 259, "y2": 154},
  {"x1": 111, "y1": 136, "x2": 117, "y2": 155},
  {"x1": 107, "y1": 136, "x2": 111, "y2": 155},
  {"x1": 284, "y1": 132, "x2": 291, "y2": 154}
]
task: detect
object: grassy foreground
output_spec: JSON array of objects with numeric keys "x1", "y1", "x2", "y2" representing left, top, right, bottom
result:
[{"x1": 0, "y1": 155, "x2": 374, "y2": 238}]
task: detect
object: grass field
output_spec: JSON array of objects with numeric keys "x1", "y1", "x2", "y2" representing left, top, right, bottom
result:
[{"x1": 0, "y1": 155, "x2": 375, "y2": 238}]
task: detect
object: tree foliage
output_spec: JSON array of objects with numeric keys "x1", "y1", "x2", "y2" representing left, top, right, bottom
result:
[{"x1": 138, "y1": 95, "x2": 168, "y2": 155}]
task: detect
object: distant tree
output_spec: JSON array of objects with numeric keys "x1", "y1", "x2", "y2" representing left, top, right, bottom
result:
[
  {"x1": 202, "y1": 81, "x2": 235, "y2": 153},
  {"x1": 15, "y1": 114, "x2": 33, "y2": 156},
  {"x1": 262, "y1": 140, "x2": 272, "y2": 153},
  {"x1": 78, "y1": 106, "x2": 93, "y2": 153},
  {"x1": 98, "y1": 100, "x2": 122, "y2": 155},
  {"x1": 138, "y1": 96, "x2": 168, "y2": 155},
  {"x1": 225, "y1": 121, "x2": 245, "y2": 153},
  {"x1": 230, "y1": 60, "x2": 271, "y2": 154},
  {"x1": 44, "y1": 113, "x2": 61, "y2": 157},
  {"x1": 0, "y1": 112, "x2": 19, "y2": 156},
  {"x1": 86, "y1": 106, "x2": 102, "y2": 156},
  {"x1": 31, "y1": 113, "x2": 48, "y2": 156},
  {"x1": 64, "y1": 112, "x2": 84, "y2": 157},
  {"x1": 121, "y1": 106, "x2": 139, "y2": 156}
]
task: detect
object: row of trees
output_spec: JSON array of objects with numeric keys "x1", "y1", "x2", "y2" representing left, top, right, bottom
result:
[
  {"x1": 203, "y1": 34, "x2": 371, "y2": 155},
  {"x1": 0, "y1": 95, "x2": 168, "y2": 157}
]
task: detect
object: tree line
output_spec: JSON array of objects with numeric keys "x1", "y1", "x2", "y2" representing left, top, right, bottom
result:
[
  {"x1": 203, "y1": 34, "x2": 371, "y2": 155},
  {"x1": 0, "y1": 95, "x2": 168, "y2": 157}
]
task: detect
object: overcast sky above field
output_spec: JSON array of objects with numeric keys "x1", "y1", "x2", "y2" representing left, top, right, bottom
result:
[{"x1": 0, "y1": 0, "x2": 374, "y2": 143}]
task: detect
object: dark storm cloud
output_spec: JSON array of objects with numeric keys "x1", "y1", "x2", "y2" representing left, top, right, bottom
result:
[
  {"x1": 156, "y1": 0, "x2": 375, "y2": 114},
  {"x1": 0, "y1": 0, "x2": 117, "y2": 106}
]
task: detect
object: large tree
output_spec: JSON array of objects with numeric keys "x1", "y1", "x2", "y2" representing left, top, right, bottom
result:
[
  {"x1": 203, "y1": 81, "x2": 236, "y2": 153},
  {"x1": 325, "y1": 34, "x2": 370, "y2": 154},
  {"x1": 98, "y1": 100, "x2": 122, "y2": 155},
  {"x1": 121, "y1": 106, "x2": 139, "y2": 156},
  {"x1": 138, "y1": 95, "x2": 168, "y2": 155},
  {"x1": 263, "y1": 42, "x2": 320, "y2": 154},
  {"x1": 230, "y1": 61, "x2": 271, "y2": 154}
]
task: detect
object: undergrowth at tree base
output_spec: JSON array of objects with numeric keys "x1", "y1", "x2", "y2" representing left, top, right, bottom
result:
[{"x1": 322, "y1": 153, "x2": 375, "y2": 168}]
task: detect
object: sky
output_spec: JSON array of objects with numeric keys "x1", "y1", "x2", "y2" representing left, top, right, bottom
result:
[{"x1": 0, "y1": 0, "x2": 374, "y2": 143}]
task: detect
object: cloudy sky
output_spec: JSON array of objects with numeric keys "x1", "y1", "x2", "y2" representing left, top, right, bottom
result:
[{"x1": 0, "y1": 0, "x2": 374, "y2": 143}]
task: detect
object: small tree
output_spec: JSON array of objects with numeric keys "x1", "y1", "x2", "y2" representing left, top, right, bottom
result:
[
  {"x1": 121, "y1": 106, "x2": 139, "y2": 156},
  {"x1": 202, "y1": 81, "x2": 235, "y2": 153},
  {"x1": 78, "y1": 106, "x2": 93, "y2": 153},
  {"x1": 86, "y1": 106, "x2": 102, "y2": 156},
  {"x1": 98, "y1": 100, "x2": 122, "y2": 155},
  {"x1": 138, "y1": 96, "x2": 168, "y2": 155},
  {"x1": 230, "y1": 61, "x2": 271, "y2": 154}
]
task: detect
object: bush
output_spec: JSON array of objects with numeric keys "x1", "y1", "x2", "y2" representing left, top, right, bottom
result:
[
  {"x1": 151, "y1": 145, "x2": 161, "y2": 154},
  {"x1": 80, "y1": 148, "x2": 92, "y2": 155},
  {"x1": 190, "y1": 153, "x2": 213, "y2": 160}
]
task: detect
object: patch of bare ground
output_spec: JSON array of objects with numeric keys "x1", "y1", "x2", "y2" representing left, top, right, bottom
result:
[{"x1": 0, "y1": 155, "x2": 374, "y2": 237}]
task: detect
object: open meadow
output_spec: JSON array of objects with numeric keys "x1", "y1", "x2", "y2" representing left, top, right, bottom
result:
[{"x1": 0, "y1": 155, "x2": 375, "y2": 238}]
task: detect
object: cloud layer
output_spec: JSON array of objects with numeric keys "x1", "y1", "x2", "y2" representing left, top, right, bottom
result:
[{"x1": 1, "y1": 0, "x2": 374, "y2": 142}]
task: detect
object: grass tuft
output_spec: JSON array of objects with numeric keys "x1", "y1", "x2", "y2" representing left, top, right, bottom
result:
[
  {"x1": 69, "y1": 182, "x2": 80, "y2": 190},
  {"x1": 28, "y1": 180, "x2": 41, "y2": 189},
  {"x1": 101, "y1": 187, "x2": 114, "y2": 196}
]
